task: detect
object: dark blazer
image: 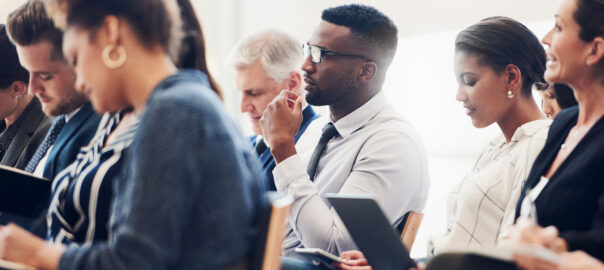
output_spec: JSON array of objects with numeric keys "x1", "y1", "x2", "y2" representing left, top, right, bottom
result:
[
  {"x1": 251, "y1": 105, "x2": 320, "y2": 191},
  {"x1": 42, "y1": 102, "x2": 101, "y2": 180},
  {"x1": 0, "y1": 98, "x2": 52, "y2": 170},
  {"x1": 515, "y1": 106, "x2": 604, "y2": 260}
]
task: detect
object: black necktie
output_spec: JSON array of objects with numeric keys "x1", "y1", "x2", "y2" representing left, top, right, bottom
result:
[
  {"x1": 24, "y1": 115, "x2": 66, "y2": 173},
  {"x1": 254, "y1": 138, "x2": 267, "y2": 155},
  {"x1": 306, "y1": 123, "x2": 338, "y2": 181}
]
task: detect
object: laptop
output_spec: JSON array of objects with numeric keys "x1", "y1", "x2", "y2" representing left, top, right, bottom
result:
[{"x1": 327, "y1": 193, "x2": 416, "y2": 270}]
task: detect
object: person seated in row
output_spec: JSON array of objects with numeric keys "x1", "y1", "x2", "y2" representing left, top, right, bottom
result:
[
  {"x1": 0, "y1": 0, "x2": 102, "y2": 230},
  {"x1": 336, "y1": 15, "x2": 551, "y2": 270},
  {"x1": 7, "y1": 0, "x2": 102, "y2": 181},
  {"x1": 425, "y1": 0, "x2": 604, "y2": 269},
  {"x1": 0, "y1": 0, "x2": 265, "y2": 269},
  {"x1": 538, "y1": 83, "x2": 577, "y2": 119},
  {"x1": 259, "y1": 3, "x2": 430, "y2": 266},
  {"x1": 230, "y1": 28, "x2": 325, "y2": 191},
  {"x1": 0, "y1": 24, "x2": 52, "y2": 170},
  {"x1": 509, "y1": 0, "x2": 604, "y2": 268}
]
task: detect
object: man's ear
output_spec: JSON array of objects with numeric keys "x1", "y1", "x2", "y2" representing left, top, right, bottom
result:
[
  {"x1": 358, "y1": 62, "x2": 377, "y2": 83},
  {"x1": 287, "y1": 71, "x2": 302, "y2": 93}
]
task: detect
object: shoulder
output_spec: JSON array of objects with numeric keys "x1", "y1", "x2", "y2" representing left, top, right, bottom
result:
[{"x1": 550, "y1": 106, "x2": 578, "y2": 133}]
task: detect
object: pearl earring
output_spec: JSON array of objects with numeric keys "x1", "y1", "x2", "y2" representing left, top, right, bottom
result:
[{"x1": 507, "y1": 90, "x2": 514, "y2": 99}]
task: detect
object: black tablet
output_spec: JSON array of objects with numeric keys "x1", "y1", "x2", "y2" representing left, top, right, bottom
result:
[{"x1": 327, "y1": 194, "x2": 416, "y2": 270}]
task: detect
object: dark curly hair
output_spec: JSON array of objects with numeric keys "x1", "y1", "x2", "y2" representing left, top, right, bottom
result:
[{"x1": 322, "y1": 4, "x2": 398, "y2": 64}]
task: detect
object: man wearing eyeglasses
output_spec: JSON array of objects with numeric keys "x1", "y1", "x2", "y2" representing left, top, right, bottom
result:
[
  {"x1": 260, "y1": 4, "x2": 431, "y2": 262},
  {"x1": 229, "y1": 29, "x2": 325, "y2": 191}
]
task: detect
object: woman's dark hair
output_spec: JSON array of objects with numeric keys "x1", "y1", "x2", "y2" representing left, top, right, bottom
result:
[
  {"x1": 574, "y1": 0, "x2": 604, "y2": 73},
  {"x1": 0, "y1": 24, "x2": 29, "y2": 89},
  {"x1": 553, "y1": 83, "x2": 578, "y2": 109},
  {"x1": 176, "y1": 0, "x2": 222, "y2": 100},
  {"x1": 44, "y1": 0, "x2": 183, "y2": 61},
  {"x1": 455, "y1": 16, "x2": 548, "y2": 96}
]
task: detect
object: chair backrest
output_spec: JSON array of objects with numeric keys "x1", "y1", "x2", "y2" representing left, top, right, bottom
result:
[
  {"x1": 248, "y1": 192, "x2": 293, "y2": 270},
  {"x1": 398, "y1": 211, "x2": 424, "y2": 250}
]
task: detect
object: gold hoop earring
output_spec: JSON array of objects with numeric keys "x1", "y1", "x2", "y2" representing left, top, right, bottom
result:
[
  {"x1": 507, "y1": 90, "x2": 514, "y2": 99},
  {"x1": 102, "y1": 45, "x2": 127, "y2": 69}
]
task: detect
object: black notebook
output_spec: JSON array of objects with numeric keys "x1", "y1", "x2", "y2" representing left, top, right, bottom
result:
[{"x1": 0, "y1": 165, "x2": 50, "y2": 217}]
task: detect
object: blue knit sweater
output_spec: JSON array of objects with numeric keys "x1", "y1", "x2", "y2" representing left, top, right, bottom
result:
[{"x1": 59, "y1": 70, "x2": 265, "y2": 270}]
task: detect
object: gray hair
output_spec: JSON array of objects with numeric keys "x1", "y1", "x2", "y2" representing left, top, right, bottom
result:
[{"x1": 229, "y1": 28, "x2": 303, "y2": 83}]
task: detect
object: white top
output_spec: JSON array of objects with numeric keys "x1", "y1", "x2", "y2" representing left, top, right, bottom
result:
[
  {"x1": 428, "y1": 119, "x2": 551, "y2": 255},
  {"x1": 274, "y1": 91, "x2": 430, "y2": 259}
]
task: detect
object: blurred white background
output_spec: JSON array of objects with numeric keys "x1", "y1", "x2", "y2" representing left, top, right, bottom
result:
[{"x1": 0, "y1": 0, "x2": 556, "y2": 257}]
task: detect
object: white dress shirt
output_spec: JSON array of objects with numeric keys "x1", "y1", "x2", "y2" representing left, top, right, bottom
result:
[
  {"x1": 274, "y1": 91, "x2": 430, "y2": 259},
  {"x1": 428, "y1": 119, "x2": 550, "y2": 255}
]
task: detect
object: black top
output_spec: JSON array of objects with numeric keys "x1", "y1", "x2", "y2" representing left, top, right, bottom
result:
[{"x1": 515, "y1": 106, "x2": 604, "y2": 260}]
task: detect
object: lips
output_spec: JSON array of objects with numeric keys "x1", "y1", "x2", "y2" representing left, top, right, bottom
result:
[
  {"x1": 546, "y1": 53, "x2": 558, "y2": 69},
  {"x1": 463, "y1": 105, "x2": 476, "y2": 116}
]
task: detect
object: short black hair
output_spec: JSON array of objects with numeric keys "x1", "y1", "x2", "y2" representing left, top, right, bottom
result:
[
  {"x1": 6, "y1": 0, "x2": 64, "y2": 60},
  {"x1": 322, "y1": 4, "x2": 398, "y2": 63},
  {"x1": 455, "y1": 16, "x2": 548, "y2": 96}
]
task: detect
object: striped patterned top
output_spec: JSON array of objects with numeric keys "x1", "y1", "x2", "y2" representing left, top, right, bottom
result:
[{"x1": 47, "y1": 111, "x2": 139, "y2": 244}]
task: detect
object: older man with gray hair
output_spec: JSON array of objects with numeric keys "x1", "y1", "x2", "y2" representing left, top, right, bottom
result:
[{"x1": 230, "y1": 29, "x2": 324, "y2": 190}]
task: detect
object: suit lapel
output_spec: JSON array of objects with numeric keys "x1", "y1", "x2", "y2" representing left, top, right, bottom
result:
[
  {"x1": 1, "y1": 99, "x2": 47, "y2": 166},
  {"x1": 43, "y1": 103, "x2": 94, "y2": 178}
]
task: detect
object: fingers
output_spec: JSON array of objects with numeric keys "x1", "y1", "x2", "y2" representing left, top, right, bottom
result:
[
  {"x1": 513, "y1": 254, "x2": 558, "y2": 270},
  {"x1": 340, "y1": 250, "x2": 365, "y2": 260}
]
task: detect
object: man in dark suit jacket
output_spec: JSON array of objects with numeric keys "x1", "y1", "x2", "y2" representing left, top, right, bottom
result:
[
  {"x1": 1, "y1": 0, "x2": 101, "y2": 229},
  {"x1": 230, "y1": 29, "x2": 323, "y2": 190},
  {"x1": 7, "y1": 0, "x2": 101, "y2": 181},
  {"x1": 0, "y1": 97, "x2": 52, "y2": 169}
]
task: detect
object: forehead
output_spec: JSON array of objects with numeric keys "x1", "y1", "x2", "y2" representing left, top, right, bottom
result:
[
  {"x1": 308, "y1": 21, "x2": 354, "y2": 51},
  {"x1": 16, "y1": 41, "x2": 58, "y2": 72},
  {"x1": 556, "y1": 0, "x2": 577, "y2": 19},
  {"x1": 454, "y1": 52, "x2": 482, "y2": 72}
]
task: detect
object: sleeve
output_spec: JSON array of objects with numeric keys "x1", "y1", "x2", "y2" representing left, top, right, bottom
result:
[
  {"x1": 560, "y1": 182, "x2": 604, "y2": 261},
  {"x1": 273, "y1": 130, "x2": 427, "y2": 255},
  {"x1": 58, "y1": 96, "x2": 251, "y2": 270},
  {"x1": 498, "y1": 131, "x2": 548, "y2": 242}
]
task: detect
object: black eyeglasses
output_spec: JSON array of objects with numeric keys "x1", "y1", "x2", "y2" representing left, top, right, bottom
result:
[{"x1": 302, "y1": 43, "x2": 373, "y2": 63}]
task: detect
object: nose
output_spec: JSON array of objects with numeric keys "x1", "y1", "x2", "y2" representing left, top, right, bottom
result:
[
  {"x1": 542, "y1": 101, "x2": 553, "y2": 118},
  {"x1": 542, "y1": 28, "x2": 553, "y2": 47},
  {"x1": 240, "y1": 95, "x2": 253, "y2": 113},
  {"x1": 27, "y1": 73, "x2": 42, "y2": 96},
  {"x1": 301, "y1": 55, "x2": 315, "y2": 74},
  {"x1": 455, "y1": 84, "x2": 467, "y2": 102},
  {"x1": 74, "y1": 75, "x2": 86, "y2": 94}
]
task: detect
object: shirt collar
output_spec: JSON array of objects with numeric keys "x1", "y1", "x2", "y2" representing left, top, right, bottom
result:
[
  {"x1": 332, "y1": 91, "x2": 387, "y2": 138},
  {"x1": 491, "y1": 119, "x2": 551, "y2": 147},
  {"x1": 64, "y1": 106, "x2": 82, "y2": 123}
]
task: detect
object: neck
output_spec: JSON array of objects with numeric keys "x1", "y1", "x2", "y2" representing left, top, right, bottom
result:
[
  {"x1": 123, "y1": 50, "x2": 177, "y2": 111},
  {"x1": 5, "y1": 94, "x2": 34, "y2": 127},
  {"x1": 570, "y1": 79, "x2": 604, "y2": 127},
  {"x1": 329, "y1": 87, "x2": 379, "y2": 122},
  {"x1": 497, "y1": 95, "x2": 545, "y2": 142}
]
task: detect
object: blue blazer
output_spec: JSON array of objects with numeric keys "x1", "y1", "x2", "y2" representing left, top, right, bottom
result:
[
  {"x1": 43, "y1": 102, "x2": 101, "y2": 181},
  {"x1": 251, "y1": 106, "x2": 320, "y2": 191}
]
